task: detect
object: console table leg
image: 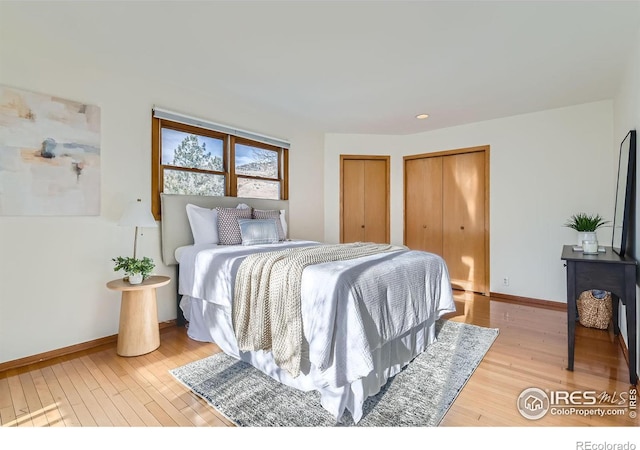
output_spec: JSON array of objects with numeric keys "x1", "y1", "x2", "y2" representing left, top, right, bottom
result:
[{"x1": 566, "y1": 262, "x2": 576, "y2": 371}]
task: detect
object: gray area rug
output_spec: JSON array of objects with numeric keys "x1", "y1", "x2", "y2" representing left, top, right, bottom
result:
[{"x1": 170, "y1": 319, "x2": 499, "y2": 427}]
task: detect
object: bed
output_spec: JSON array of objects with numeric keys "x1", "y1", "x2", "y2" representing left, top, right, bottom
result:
[{"x1": 160, "y1": 193, "x2": 456, "y2": 424}]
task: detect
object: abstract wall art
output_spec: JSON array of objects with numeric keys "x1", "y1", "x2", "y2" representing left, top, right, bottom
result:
[{"x1": 0, "y1": 85, "x2": 101, "y2": 216}]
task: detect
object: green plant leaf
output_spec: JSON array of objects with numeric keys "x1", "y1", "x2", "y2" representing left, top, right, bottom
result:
[
  {"x1": 112, "y1": 256, "x2": 155, "y2": 279},
  {"x1": 563, "y1": 213, "x2": 610, "y2": 232}
]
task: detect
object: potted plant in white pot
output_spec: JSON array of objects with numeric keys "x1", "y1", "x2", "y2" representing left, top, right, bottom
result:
[
  {"x1": 112, "y1": 256, "x2": 155, "y2": 285},
  {"x1": 564, "y1": 213, "x2": 609, "y2": 252}
]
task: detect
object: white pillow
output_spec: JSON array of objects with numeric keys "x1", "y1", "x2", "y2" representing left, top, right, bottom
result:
[{"x1": 186, "y1": 204, "x2": 219, "y2": 245}]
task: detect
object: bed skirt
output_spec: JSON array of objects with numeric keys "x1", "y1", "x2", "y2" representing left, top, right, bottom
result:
[{"x1": 180, "y1": 295, "x2": 439, "y2": 423}]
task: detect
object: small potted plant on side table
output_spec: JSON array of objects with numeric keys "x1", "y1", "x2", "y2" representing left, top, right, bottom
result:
[
  {"x1": 564, "y1": 213, "x2": 609, "y2": 254},
  {"x1": 112, "y1": 256, "x2": 155, "y2": 285}
]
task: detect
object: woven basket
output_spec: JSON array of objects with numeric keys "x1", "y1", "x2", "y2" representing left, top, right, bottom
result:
[{"x1": 577, "y1": 290, "x2": 612, "y2": 330}]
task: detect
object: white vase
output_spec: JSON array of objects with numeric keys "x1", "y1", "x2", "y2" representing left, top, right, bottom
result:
[
  {"x1": 577, "y1": 231, "x2": 597, "y2": 247},
  {"x1": 128, "y1": 273, "x2": 143, "y2": 285}
]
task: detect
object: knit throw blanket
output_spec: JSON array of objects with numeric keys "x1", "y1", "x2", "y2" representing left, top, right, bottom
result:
[{"x1": 232, "y1": 242, "x2": 397, "y2": 378}]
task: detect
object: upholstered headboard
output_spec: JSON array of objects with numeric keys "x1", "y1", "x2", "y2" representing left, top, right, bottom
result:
[{"x1": 160, "y1": 193, "x2": 289, "y2": 265}]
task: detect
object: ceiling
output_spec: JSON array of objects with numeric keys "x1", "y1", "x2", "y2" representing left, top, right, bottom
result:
[{"x1": 2, "y1": 1, "x2": 639, "y2": 135}]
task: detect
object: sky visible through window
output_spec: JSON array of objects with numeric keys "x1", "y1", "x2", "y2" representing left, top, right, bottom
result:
[{"x1": 235, "y1": 143, "x2": 267, "y2": 167}]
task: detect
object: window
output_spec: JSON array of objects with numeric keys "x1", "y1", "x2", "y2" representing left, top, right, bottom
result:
[
  {"x1": 233, "y1": 138, "x2": 281, "y2": 199},
  {"x1": 151, "y1": 109, "x2": 289, "y2": 219}
]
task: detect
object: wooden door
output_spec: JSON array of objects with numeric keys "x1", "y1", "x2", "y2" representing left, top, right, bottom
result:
[
  {"x1": 363, "y1": 159, "x2": 388, "y2": 243},
  {"x1": 404, "y1": 157, "x2": 443, "y2": 255},
  {"x1": 341, "y1": 156, "x2": 389, "y2": 244},
  {"x1": 404, "y1": 146, "x2": 489, "y2": 295},
  {"x1": 342, "y1": 159, "x2": 366, "y2": 242},
  {"x1": 442, "y1": 151, "x2": 486, "y2": 293}
]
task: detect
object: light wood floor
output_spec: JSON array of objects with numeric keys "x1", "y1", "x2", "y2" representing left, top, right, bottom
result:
[{"x1": 1, "y1": 292, "x2": 637, "y2": 427}]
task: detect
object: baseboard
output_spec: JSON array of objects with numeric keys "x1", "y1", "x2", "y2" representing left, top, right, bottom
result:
[
  {"x1": 489, "y1": 291, "x2": 567, "y2": 311},
  {"x1": 617, "y1": 332, "x2": 631, "y2": 369},
  {"x1": 0, "y1": 320, "x2": 177, "y2": 373}
]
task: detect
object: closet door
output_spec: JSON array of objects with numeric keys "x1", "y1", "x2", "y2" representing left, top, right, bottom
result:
[
  {"x1": 404, "y1": 146, "x2": 489, "y2": 295},
  {"x1": 404, "y1": 157, "x2": 443, "y2": 255},
  {"x1": 341, "y1": 156, "x2": 390, "y2": 244},
  {"x1": 342, "y1": 159, "x2": 366, "y2": 242},
  {"x1": 363, "y1": 159, "x2": 388, "y2": 243},
  {"x1": 442, "y1": 151, "x2": 486, "y2": 293}
]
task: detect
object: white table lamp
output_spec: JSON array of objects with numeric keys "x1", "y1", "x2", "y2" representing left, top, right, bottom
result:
[{"x1": 119, "y1": 198, "x2": 158, "y2": 259}]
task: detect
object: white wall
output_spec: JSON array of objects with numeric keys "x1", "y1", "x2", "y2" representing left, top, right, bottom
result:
[
  {"x1": 0, "y1": 35, "x2": 325, "y2": 364},
  {"x1": 325, "y1": 100, "x2": 616, "y2": 303},
  {"x1": 613, "y1": 27, "x2": 640, "y2": 381}
]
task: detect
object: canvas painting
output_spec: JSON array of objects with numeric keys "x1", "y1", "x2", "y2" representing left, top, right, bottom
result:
[{"x1": 0, "y1": 85, "x2": 101, "y2": 216}]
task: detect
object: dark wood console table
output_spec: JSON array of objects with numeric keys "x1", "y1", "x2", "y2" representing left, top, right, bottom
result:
[{"x1": 561, "y1": 245, "x2": 637, "y2": 385}]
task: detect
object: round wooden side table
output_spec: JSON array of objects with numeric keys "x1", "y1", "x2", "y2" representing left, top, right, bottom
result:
[{"x1": 106, "y1": 275, "x2": 171, "y2": 357}]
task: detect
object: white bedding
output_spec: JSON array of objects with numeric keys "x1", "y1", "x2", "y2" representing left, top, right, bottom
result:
[{"x1": 178, "y1": 240, "x2": 456, "y2": 423}]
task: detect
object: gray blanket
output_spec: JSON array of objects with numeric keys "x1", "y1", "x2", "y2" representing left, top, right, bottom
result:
[{"x1": 232, "y1": 242, "x2": 396, "y2": 377}]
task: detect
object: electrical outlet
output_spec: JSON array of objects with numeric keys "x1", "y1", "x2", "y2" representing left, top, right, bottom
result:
[{"x1": 503, "y1": 277, "x2": 509, "y2": 286}]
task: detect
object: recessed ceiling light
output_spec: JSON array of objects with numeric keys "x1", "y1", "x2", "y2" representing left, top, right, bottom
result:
[{"x1": 415, "y1": 114, "x2": 429, "y2": 119}]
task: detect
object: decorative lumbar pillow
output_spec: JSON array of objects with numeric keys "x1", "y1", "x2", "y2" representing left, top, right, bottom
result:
[
  {"x1": 216, "y1": 207, "x2": 253, "y2": 245},
  {"x1": 238, "y1": 218, "x2": 280, "y2": 246},
  {"x1": 186, "y1": 204, "x2": 219, "y2": 245},
  {"x1": 253, "y1": 209, "x2": 286, "y2": 241}
]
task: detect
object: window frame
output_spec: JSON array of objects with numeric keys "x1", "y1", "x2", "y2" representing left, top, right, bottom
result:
[
  {"x1": 152, "y1": 115, "x2": 288, "y2": 220},
  {"x1": 230, "y1": 136, "x2": 287, "y2": 198}
]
